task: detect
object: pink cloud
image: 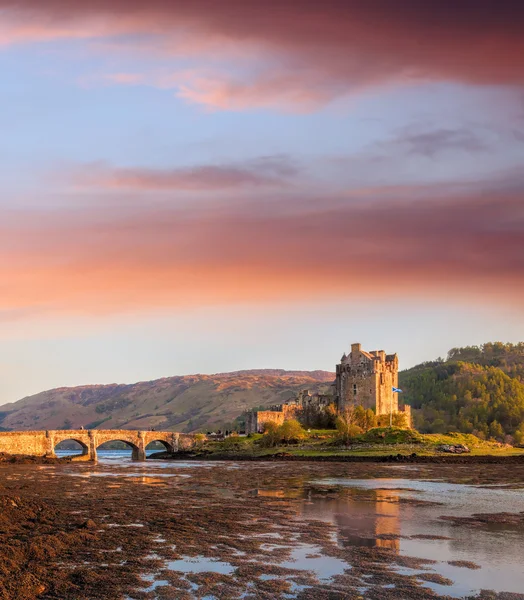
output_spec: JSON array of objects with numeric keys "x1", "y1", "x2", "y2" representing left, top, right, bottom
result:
[
  {"x1": 1, "y1": 1, "x2": 523, "y2": 110},
  {"x1": 1, "y1": 172, "x2": 523, "y2": 315}
]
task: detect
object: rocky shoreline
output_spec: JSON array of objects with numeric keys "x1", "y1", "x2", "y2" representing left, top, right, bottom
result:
[
  {"x1": 2, "y1": 449, "x2": 523, "y2": 465},
  {"x1": 149, "y1": 450, "x2": 524, "y2": 464},
  {"x1": 2, "y1": 459, "x2": 524, "y2": 599}
]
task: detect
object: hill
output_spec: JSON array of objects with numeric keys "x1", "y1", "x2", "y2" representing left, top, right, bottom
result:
[
  {"x1": 3, "y1": 341, "x2": 523, "y2": 441},
  {"x1": 0, "y1": 370, "x2": 334, "y2": 433},
  {"x1": 399, "y1": 342, "x2": 524, "y2": 444}
]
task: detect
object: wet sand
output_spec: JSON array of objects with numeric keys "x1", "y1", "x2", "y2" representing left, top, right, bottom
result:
[{"x1": 1, "y1": 458, "x2": 524, "y2": 600}]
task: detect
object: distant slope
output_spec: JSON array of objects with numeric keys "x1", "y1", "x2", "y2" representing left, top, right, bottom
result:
[
  {"x1": 0, "y1": 370, "x2": 335, "y2": 433},
  {"x1": 399, "y1": 342, "x2": 524, "y2": 443}
]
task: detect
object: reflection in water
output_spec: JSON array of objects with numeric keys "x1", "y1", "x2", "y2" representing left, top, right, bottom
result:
[
  {"x1": 253, "y1": 478, "x2": 524, "y2": 596},
  {"x1": 302, "y1": 488, "x2": 400, "y2": 552},
  {"x1": 255, "y1": 483, "x2": 401, "y2": 551},
  {"x1": 129, "y1": 477, "x2": 168, "y2": 486},
  {"x1": 257, "y1": 489, "x2": 303, "y2": 499}
]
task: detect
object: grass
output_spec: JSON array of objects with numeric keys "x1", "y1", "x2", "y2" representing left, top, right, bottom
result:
[{"x1": 196, "y1": 427, "x2": 524, "y2": 459}]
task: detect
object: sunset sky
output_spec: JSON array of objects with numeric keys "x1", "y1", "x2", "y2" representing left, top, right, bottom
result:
[{"x1": 1, "y1": 0, "x2": 524, "y2": 403}]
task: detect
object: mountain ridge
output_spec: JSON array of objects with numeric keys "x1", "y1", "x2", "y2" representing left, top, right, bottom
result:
[{"x1": 0, "y1": 369, "x2": 335, "y2": 433}]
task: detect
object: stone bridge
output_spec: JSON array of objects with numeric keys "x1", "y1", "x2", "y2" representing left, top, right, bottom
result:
[{"x1": 0, "y1": 430, "x2": 190, "y2": 461}]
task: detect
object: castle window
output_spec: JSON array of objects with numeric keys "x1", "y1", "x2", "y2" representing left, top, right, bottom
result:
[{"x1": 353, "y1": 384, "x2": 357, "y2": 396}]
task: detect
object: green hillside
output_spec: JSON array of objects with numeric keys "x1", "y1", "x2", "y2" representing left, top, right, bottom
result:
[{"x1": 399, "y1": 342, "x2": 524, "y2": 444}]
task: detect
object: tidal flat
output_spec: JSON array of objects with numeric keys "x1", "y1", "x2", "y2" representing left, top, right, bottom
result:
[{"x1": 1, "y1": 455, "x2": 524, "y2": 600}]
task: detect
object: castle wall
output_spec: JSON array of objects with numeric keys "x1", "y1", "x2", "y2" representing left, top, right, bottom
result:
[
  {"x1": 253, "y1": 410, "x2": 286, "y2": 432},
  {"x1": 245, "y1": 403, "x2": 305, "y2": 434}
]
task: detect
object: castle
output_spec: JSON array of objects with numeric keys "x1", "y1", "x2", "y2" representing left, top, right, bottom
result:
[
  {"x1": 336, "y1": 343, "x2": 399, "y2": 415},
  {"x1": 245, "y1": 342, "x2": 410, "y2": 434}
]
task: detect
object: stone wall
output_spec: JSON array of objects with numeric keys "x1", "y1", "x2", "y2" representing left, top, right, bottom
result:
[
  {"x1": 255, "y1": 410, "x2": 286, "y2": 432},
  {"x1": 0, "y1": 431, "x2": 48, "y2": 456},
  {"x1": 245, "y1": 403, "x2": 305, "y2": 434}
]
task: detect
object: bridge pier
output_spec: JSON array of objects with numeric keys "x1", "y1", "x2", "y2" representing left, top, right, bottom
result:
[
  {"x1": 88, "y1": 430, "x2": 98, "y2": 462},
  {"x1": 132, "y1": 431, "x2": 147, "y2": 461},
  {"x1": 45, "y1": 430, "x2": 56, "y2": 458}
]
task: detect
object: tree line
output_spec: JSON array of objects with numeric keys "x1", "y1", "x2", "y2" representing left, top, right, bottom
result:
[{"x1": 400, "y1": 343, "x2": 524, "y2": 444}]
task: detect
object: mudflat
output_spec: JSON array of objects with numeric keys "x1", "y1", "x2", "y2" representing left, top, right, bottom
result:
[{"x1": 1, "y1": 458, "x2": 524, "y2": 600}]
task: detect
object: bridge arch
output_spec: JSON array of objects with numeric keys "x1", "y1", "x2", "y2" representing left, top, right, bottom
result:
[
  {"x1": 49, "y1": 430, "x2": 92, "y2": 461},
  {"x1": 54, "y1": 438, "x2": 89, "y2": 458},
  {"x1": 94, "y1": 430, "x2": 143, "y2": 460},
  {"x1": 145, "y1": 439, "x2": 174, "y2": 455},
  {"x1": 96, "y1": 439, "x2": 141, "y2": 460},
  {"x1": 143, "y1": 431, "x2": 179, "y2": 456}
]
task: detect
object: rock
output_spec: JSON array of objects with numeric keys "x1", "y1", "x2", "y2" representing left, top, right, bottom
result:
[
  {"x1": 437, "y1": 444, "x2": 471, "y2": 454},
  {"x1": 78, "y1": 519, "x2": 97, "y2": 529}
]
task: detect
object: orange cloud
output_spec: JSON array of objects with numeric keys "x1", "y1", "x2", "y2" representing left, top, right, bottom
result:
[
  {"x1": 1, "y1": 1, "x2": 523, "y2": 109},
  {"x1": 1, "y1": 174, "x2": 523, "y2": 316}
]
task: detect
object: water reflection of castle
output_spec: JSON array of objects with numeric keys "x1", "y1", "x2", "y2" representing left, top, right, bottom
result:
[{"x1": 302, "y1": 488, "x2": 400, "y2": 552}]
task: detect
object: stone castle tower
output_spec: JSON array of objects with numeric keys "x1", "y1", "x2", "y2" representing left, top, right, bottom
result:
[{"x1": 336, "y1": 343, "x2": 399, "y2": 416}]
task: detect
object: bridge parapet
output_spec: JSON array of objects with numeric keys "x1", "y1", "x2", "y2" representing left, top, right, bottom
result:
[{"x1": 0, "y1": 429, "x2": 189, "y2": 462}]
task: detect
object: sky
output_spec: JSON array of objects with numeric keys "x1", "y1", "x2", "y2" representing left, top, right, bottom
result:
[{"x1": 1, "y1": 0, "x2": 524, "y2": 403}]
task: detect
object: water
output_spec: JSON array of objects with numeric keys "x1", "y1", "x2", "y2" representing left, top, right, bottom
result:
[
  {"x1": 55, "y1": 449, "x2": 155, "y2": 460},
  {"x1": 305, "y1": 478, "x2": 524, "y2": 597},
  {"x1": 49, "y1": 453, "x2": 524, "y2": 598}
]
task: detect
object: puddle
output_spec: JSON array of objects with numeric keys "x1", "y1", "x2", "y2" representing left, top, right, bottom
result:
[
  {"x1": 167, "y1": 555, "x2": 236, "y2": 575},
  {"x1": 280, "y1": 544, "x2": 349, "y2": 580}
]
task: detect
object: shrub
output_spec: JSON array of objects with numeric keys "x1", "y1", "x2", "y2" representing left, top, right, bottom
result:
[
  {"x1": 262, "y1": 420, "x2": 280, "y2": 434},
  {"x1": 259, "y1": 419, "x2": 306, "y2": 447},
  {"x1": 193, "y1": 433, "x2": 207, "y2": 448},
  {"x1": 279, "y1": 419, "x2": 306, "y2": 443},
  {"x1": 376, "y1": 412, "x2": 408, "y2": 429}
]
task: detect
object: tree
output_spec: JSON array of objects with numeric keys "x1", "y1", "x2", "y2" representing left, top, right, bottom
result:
[
  {"x1": 335, "y1": 409, "x2": 363, "y2": 445},
  {"x1": 260, "y1": 420, "x2": 280, "y2": 447},
  {"x1": 279, "y1": 419, "x2": 306, "y2": 443},
  {"x1": 489, "y1": 420, "x2": 505, "y2": 441},
  {"x1": 363, "y1": 409, "x2": 377, "y2": 431},
  {"x1": 399, "y1": 349, "x2": 524, "y2": 438},
  {"x1": 392, "y1": 412, "x2": 408, "y2": 428},
  {"x1": 514, "y1": 427, "x2": 524, "y2": 445}
]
